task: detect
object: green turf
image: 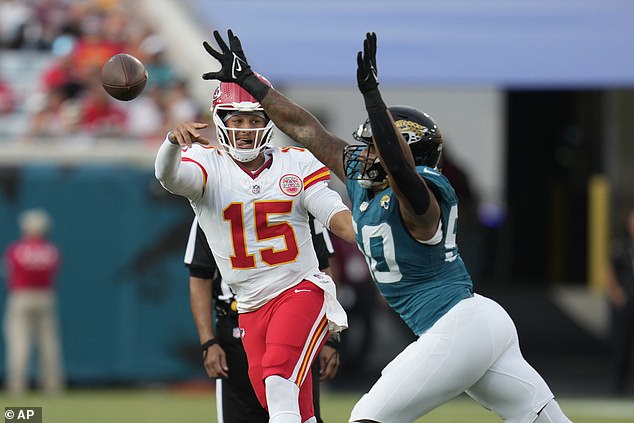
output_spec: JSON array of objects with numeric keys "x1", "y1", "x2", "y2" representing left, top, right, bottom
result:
[{"x1": 1, "y1": 388, "x2": 633, "y2": 422}]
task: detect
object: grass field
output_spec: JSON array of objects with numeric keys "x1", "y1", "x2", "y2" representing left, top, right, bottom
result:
[{"x1": 2, "y1": 388, "x2": 633, "y2": 423}]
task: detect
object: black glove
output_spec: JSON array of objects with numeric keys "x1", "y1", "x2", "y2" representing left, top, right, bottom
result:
[
  {"x1": 202, "y1": 29, "x2": 253, "y2": 84},
  {"x1": 356, "y1": 32, "x2": 379, "y2": 94},
  {"x1": 201, "y1": 29, "x2": 270, "y2": 102}
]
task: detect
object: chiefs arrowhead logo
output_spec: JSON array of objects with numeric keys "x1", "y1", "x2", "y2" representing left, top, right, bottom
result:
[{"x1": 279, "y1": 174, "x2": 302, "y2": 197}]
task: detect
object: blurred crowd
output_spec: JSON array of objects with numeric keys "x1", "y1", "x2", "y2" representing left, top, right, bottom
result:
[{"x1": 0, "y1": 0, "x2": 203, "y2": 144}]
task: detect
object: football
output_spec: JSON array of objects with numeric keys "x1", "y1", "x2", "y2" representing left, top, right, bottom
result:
[{"x1": 101, "y1": 53, "x2": 148, "y2": 101}]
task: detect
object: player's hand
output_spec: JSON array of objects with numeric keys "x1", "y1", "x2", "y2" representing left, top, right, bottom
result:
[
  {"x1": 203, "y1": 344, "x2": 229, "y2": 379},
  {"x1": 168, "y1": 122, "x2": 210, "y2": 148},
  {"x1": 318, "y1": 344, "x2": 340, "y2": 381},
  {"x1": 356, "y1": 32, "x2": 379, "y2": 94},
  {"x1": 202, "y1": 29, "x2": 253, "y2": 84}
]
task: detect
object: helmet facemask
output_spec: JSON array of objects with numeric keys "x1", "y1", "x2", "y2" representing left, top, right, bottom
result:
[
  {"x1": 344, "y1": 144, "x2": 388, "y2": 189},
  {"x1": 344, "y1": 118, "x2": 388, "y2": 188},
  {"x1": 211, "y1": 79, "x2": 275, "y2": 163},
  {"x1": 212, "y1": 103, "x2": 274, "y2": 163}
]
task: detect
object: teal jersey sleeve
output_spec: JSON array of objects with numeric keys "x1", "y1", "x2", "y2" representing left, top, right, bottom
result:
[{"x1": 346, "y1": 166, "x2": 473, "y2": 335}]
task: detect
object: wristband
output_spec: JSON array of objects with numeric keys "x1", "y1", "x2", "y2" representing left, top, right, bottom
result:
[
  {"x1": 324, "y1": 332, "x2": 341, "y2": 350},
  {"x1": 201, "y1": 338, "x2": 218, "y2": 351},
  {"x1": 242, "y1": 74, "x2": 271, "y2": 103},
  {"x1": 167, "y1": 131, "x2": 178, "y2": 145}
]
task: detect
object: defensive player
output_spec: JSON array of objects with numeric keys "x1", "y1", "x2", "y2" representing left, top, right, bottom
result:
[
  {"x1": 201, "y1": 30, "x2": 573, "y2": 423},
  {"x1": 155, "y1": 79, "x2": 354, "y2": 423},
  {"x1": 185, "y1": 216, "x2": 341, "y2": 423}
]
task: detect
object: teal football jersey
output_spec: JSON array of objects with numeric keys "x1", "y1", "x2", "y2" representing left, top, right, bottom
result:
[{"x1": 346, "y1": 166, "x2": 473, "y2": 335}]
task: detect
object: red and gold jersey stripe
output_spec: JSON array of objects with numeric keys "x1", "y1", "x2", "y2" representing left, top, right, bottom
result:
[{"x1": 304, "y1": 166, "x2": 330, "y2": 190}]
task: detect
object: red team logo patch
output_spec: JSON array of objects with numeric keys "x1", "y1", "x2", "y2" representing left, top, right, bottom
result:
[{"x1": 279, "y1": 174, "x2": 302, "y2": 196}]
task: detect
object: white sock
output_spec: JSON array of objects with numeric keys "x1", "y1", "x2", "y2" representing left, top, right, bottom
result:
[{"x1": 265, "y1": 375, "x2": 301, "y2": 423}]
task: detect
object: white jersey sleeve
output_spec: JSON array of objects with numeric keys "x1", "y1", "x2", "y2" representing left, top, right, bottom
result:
[
  {"x1": 154, "y1": 137, "x2": 214, "y2": 202},
  {"x1": 284, "y1": 147, "x2": 348, "y2": 229},
  {"x1": 303, "y1": 183, "x2": 348, "y2": 230}
]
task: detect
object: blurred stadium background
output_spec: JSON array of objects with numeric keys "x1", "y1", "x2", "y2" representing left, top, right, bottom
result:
[{"x1": 1, "y1": 0, "x2": 634, "y2": 418}]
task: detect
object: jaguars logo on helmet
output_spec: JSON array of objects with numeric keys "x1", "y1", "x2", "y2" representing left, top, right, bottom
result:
[{"x1": 344, "y1": 105, "x2": 443, "y2": 186}]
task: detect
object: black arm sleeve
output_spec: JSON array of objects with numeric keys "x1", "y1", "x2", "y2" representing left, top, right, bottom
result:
[
  {"x1": 363, "y1": 90, "x2": 431, "y2": 215},
  {"x1": 184, "y1": 220, "x2": 218, "y2": 280},
  {"x1": 309, "y1": 214, "x2": 334, "y2": 271}
]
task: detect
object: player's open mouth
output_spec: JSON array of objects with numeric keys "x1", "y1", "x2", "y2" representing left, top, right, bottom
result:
[{"x1": 236, "y1": 139, "x2": 254, "y2": 148}]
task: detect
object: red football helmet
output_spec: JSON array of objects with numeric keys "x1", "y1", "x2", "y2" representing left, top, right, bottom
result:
[{"x1": 211, "y1": 75, "x2": 274, "y2": 162}]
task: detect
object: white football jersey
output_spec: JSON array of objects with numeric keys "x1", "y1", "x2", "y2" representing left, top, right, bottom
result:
[{"x1": 156, "y1": 141, "x2": 348, "y2": 314}]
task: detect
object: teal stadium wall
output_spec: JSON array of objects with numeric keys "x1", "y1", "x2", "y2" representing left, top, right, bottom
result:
[{"x1": 0, "y1": 165, "x2": 201, "y2": 385}]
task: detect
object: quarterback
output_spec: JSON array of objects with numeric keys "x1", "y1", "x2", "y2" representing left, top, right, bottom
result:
[{"x1": 155, "y1": 80, "x2": 354, "y2": 423}]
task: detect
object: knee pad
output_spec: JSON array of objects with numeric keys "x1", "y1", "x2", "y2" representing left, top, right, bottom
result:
[{"x1": 532, "y1": 399, "x2": 572, "y2": 423}]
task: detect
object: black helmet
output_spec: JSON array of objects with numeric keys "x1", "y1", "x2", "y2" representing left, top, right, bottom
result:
[{"x1": 351, "y1": 105, "x2": 443, "y2": 168}]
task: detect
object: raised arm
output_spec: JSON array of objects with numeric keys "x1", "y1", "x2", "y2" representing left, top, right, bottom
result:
[
  {"x1": 201, "y1": 29, "x2": 348, "y2": 182},
  {"x1": 258, "y1": 89, "x2": 348, "y2": 181},
  {"x1": 355, "y1": 33, "x2": 440, "y2": 238}
]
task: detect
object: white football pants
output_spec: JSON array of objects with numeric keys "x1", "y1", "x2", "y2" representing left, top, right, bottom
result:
[{"x1": 350, "y1": 294, "x2": 570, "y2": 423}]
